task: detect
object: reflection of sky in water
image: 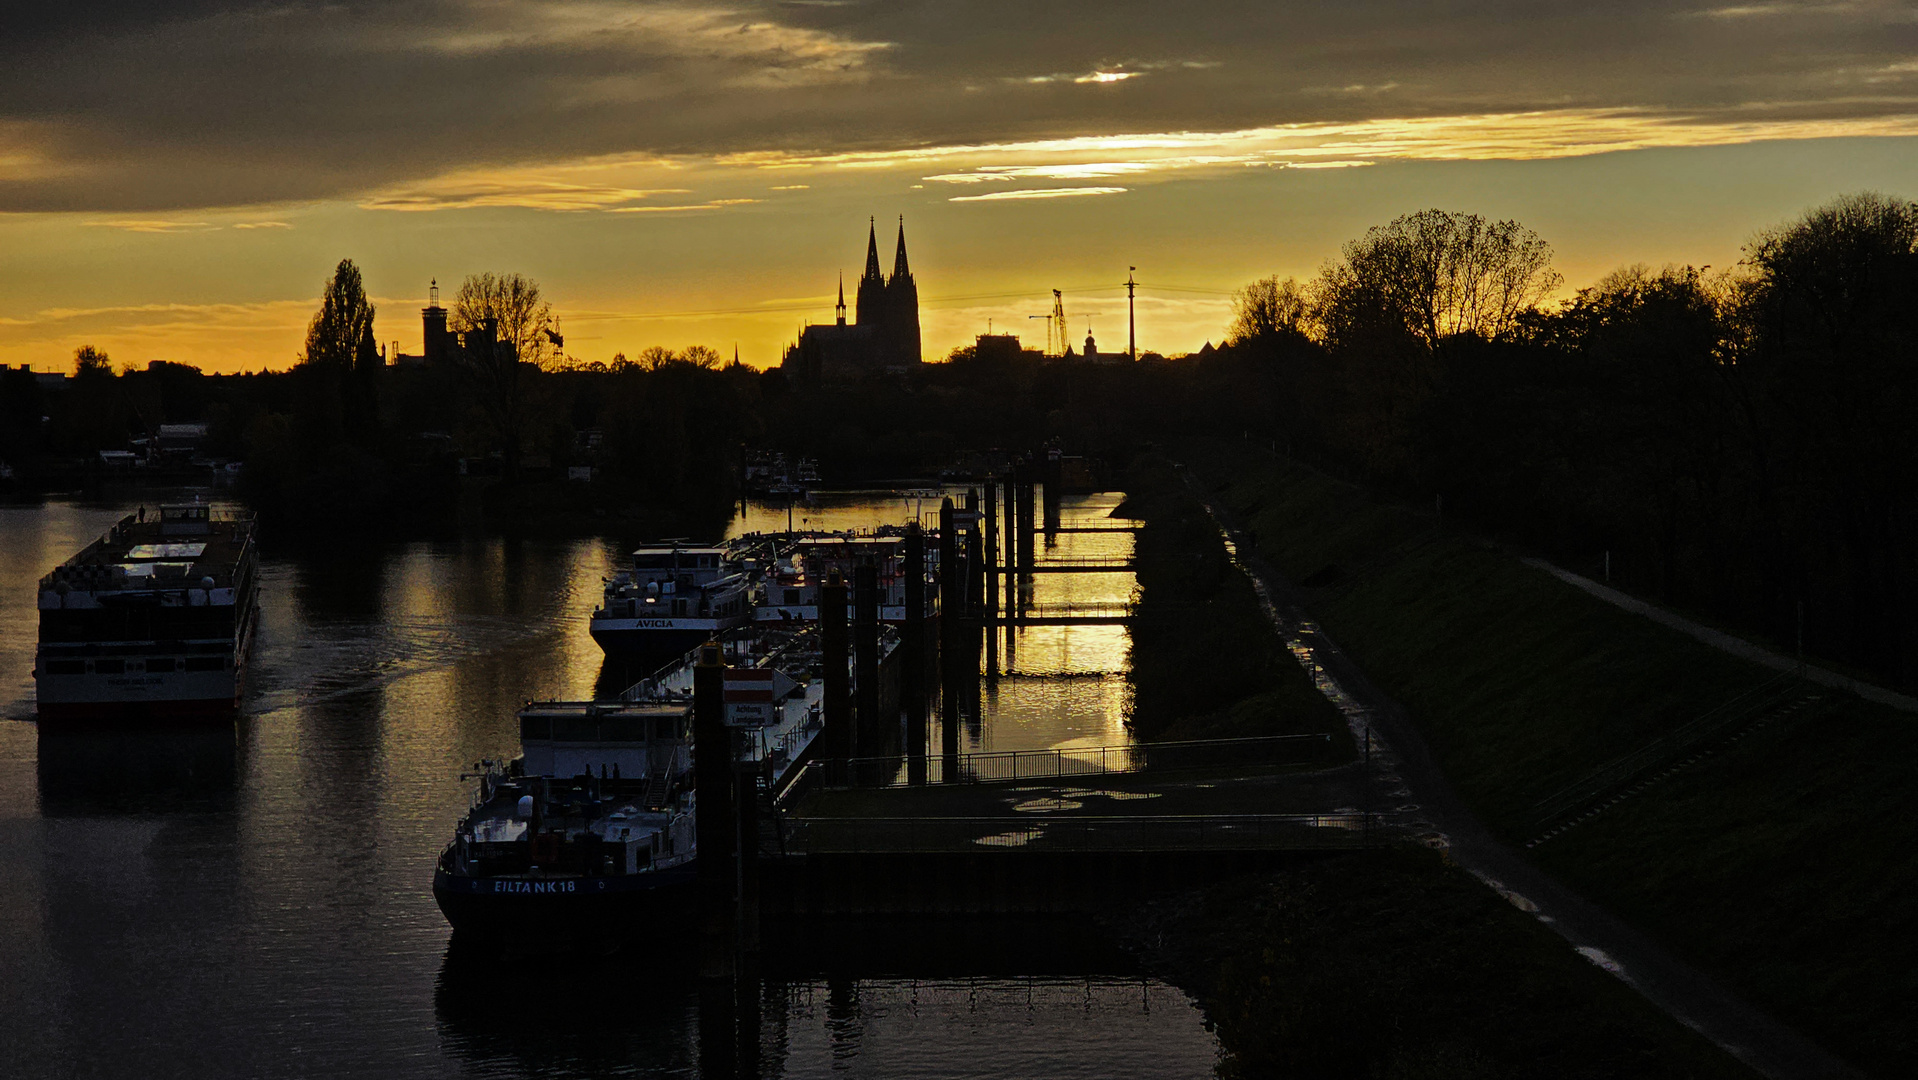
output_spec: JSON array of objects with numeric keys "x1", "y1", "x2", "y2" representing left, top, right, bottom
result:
[
  {"x1": 0, "y1": 496, "x2": 1220, "y2": 1080},
  {"x1": 726, "y1": 489, "x2": 961, "y2": 539},
  {"x1": 728, "y1": 490, "x2": 1141, "y2": 756}
]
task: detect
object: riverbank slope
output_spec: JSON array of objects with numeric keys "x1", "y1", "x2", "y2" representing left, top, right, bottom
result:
[{"x1": 1180, "y1": 440, "x2": 1915, "y2": 1077}]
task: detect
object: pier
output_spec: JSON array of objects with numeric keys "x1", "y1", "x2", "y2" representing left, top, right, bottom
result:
[{"x1": 687, "y1": 461, "x2": 1377, "y2": 941}]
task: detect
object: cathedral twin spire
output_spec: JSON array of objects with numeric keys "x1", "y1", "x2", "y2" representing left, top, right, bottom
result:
[
  {"x1": 849, "y1": 215, "x2": 920, "y2": 364},
  {"x1": 892, "y1": 215, "x2": 912, "y2": 281},
  {"x1": 855, "y1": 215, "x2": 912, "y2": 329},
  {"x1": 860, "y1": 216, "x2": 912, "y2": 287}
]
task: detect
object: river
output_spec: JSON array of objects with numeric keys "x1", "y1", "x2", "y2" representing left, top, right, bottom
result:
[{"x1": 0, "y1": 488, "x2": 1219, "y2": 1079}]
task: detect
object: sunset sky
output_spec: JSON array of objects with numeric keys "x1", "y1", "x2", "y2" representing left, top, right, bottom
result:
[{"x1": 4, "y1": 1, "x2": 1917, "y2": 373}]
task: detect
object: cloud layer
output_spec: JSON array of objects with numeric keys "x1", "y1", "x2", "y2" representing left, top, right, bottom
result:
[{"x1": 5, "y1": 0, "x2": 1918, "y2": 212}]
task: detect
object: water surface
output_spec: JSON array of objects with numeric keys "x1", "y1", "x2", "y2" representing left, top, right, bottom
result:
[{"x1": 0, "y1": 488, "x2": 1213, "y2": 1079}]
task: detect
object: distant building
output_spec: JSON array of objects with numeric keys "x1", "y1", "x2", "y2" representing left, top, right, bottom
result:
[
  {"x1": 5, "y1": 364, "x2": 72, "y2": 392},
  {"x1": 153, "y1": 423, "x2": 209, "y2": 461},
  {"x1": 390, "y1": 278, "x2": 456, "y2": 367},
  {"x1": 1071, "y1": 328, "x2": 1129, "y2": 365},
  {"x1": 783, "y1": 219, "x2": 923, "y2": 381},
  {"x1": 973, "y1": 333, "x2": 1024, "y2": 365},
  {"x1": 388, "y1": 279, "x2": 515, "y2": 370},
  {"x1": 422, "y1": 280, "x2": 453, "y2": 364}
]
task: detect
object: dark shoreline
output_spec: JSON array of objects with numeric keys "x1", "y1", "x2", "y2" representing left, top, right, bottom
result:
[{"x1": 1105, "y1": 456, "x2": 1758, "y2": 1078}]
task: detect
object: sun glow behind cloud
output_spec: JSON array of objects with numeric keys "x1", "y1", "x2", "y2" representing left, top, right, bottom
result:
[
  {"x1": 9, "y1": 103, "x2": 1918, "y2": 371},
  {"x1": 949, "y1": 187, "x2": 1128, "y2": 202},
  {"x1": 317, "y1": 106, "x2": 1918, "y2": 218}
]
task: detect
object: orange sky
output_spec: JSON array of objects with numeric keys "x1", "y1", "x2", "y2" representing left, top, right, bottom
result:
[{"x1": 5, "y1": 4, "x2": 1918, "y2": 373}]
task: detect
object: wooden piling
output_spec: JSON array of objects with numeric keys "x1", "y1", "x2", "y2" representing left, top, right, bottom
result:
[
  {"x1": 733, "y1": 763, "x2": 760, "y2": 956},
  {"x1": 1018, "y1": 461, "x2": 1037, "y2": 578},
  {"x1": 819, "y1": 571, "x2": 850, "y2": 764},
  {"x1": 984, "y1": 478, "x2": 1000, "y2": 614},
  {"x1": 693, "y1": 642, "x2": 735, "y2": 980},
  {"x1": 1043, "y1": 449, "x2": 1063, "y2": 534},
  {"x1": 853, "y1": 562, "x2": 881, "y2": 765},
  {"x1": 903, "y1": 523, "x2": 928, "y2": 786},
  {"x1": 982, "y1": 479, "x2": 999, "y2": 676},
  {"x1": 963, "y1": 487, "x2": 982, "y2": 620},
  {"x1": 938, "y1": 498, "x2": 961, "y2": 779}
]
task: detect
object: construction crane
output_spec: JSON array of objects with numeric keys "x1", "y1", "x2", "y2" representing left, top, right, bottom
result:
[
  {"x1": 1027, "y1": 290, "x2": 1072, "y2": 356},
  {"x1": 1027, "y1": 313, "x2": 1055, "y2": 355}
]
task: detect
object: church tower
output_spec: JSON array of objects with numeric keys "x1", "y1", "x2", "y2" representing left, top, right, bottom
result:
[
  {"x1": 885, "y1": 217, "x2": 922, "y2": 365},
  {"x1": 855, "y1": 218, "x2": 886, "y2": 328}
]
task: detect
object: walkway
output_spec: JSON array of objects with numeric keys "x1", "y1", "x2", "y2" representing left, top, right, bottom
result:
[
  {"x1": 1520, "y1": 558, "x2": 1918, "y2": 714},
  {"x1": 1179, "y1": 465, "x2": 1859, "y2": 1080}
]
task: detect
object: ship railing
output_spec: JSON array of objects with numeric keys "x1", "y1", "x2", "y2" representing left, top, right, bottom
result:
[
  {"x1": 782, "y1": 812, "x2": 1380, "y2": 855},
  {"x1": 801, "y1": 732, "x2": 1336, "y2": 789}
]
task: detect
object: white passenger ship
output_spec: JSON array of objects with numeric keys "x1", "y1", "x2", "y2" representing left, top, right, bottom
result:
[{"x1": 34, "y1": 502, "x2": 260, "y2": 723}]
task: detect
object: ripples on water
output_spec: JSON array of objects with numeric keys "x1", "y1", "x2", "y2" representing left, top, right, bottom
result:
[{"x1": 0, "y1": 488, "x2": 1214, "y2": 1079}]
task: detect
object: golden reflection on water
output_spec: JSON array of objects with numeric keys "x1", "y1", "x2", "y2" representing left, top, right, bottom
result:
[{"x1": 741, "y1": 489, "x2": 1143, "y2": 755}]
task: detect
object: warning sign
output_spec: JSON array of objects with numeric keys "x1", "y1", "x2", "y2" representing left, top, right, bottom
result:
[{"x1": 724, "y1": 667, "x2": 798, "y2": 727}]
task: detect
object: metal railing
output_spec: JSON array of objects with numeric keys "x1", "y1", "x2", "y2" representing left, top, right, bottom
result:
[
  {"x1": 1528, "y1": 670, "x2": 1809, "y2": 828},
  {"x1": 986, "y1": 601, "x2": 1136, "y2": 623},
  {"x1": 784, "y1": 812, "x2": 1379, "y2": 854},
  {"x1": 1001, "y1": 555, "x2": 1136, "y2": 570},
  {"x1": 804, "y1": 733, "x2": 1336, "y2": 788}
]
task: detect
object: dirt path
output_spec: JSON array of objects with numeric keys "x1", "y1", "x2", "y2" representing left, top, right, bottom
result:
[
  {"x1": 1179, "y1": 465, "x2": 1861, "y2": 1080},
  {"x1": 1521, "y1": 557, "x2": 1918, "y2": 714}
]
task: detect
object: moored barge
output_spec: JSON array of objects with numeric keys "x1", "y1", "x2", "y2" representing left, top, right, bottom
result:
[
  {"x1": 433, "y1": 624, "x2": 890, "y2": 941},
  {"x1": 588, "y1": 543, "x2": 756, "y2": 667}
]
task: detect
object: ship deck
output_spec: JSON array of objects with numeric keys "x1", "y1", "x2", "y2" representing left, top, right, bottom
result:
[{"x1": 44, "y1": 510, "x2": 254, "y2": 591}]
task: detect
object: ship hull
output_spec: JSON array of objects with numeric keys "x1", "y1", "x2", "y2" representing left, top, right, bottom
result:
[
  {"x1": 36, "y1": 600, "x2": 257, "y2": 726},
  {"x1": 587, "y1": 615, "x2": 748, "y2": 664},
  {"x1": 432, "y1": 864, "x2": 696, "y2": 940},
  {"x1": 35, "y1": 696, "x2": 240, "y2": 724}
]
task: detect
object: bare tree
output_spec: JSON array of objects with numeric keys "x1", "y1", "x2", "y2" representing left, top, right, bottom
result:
[
  {"x1": 1317, "y1": 210, "x2": 1561, "y2": 349},
  {"x1": 446, "y1": 272, "x2": 564, "y2": 475},
  {"x1": 1228, "y1": 276, "x2": 1312, "y2": 345},
  {"x1": 678, "y1": 345, "x2": 722, "y2": 370},
  {"x1": 73, "y1": 344, "x2": 113, "y2": 378},
  {"x1": 452, "y1": 272, "x2": 557, "y2": 370}
]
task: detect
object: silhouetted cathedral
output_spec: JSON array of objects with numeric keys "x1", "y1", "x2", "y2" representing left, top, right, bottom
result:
[{"x1": 782, "y1": 218, "x2": 922, "y2": 381}]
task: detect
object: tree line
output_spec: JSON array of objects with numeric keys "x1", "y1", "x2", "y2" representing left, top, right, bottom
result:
[
  {"x1": 6, "y1": 193, "x2": 1910, "y2": 686},
  {"x1": 1211, "y1": 194, "x2": 1918, "y2": 687}
]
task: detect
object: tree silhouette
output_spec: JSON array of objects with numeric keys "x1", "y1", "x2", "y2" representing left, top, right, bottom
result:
[
  {"x1": 451, "y1": 271, "x2": 557, "y2": 475},
  {"x1": 1318, "y1": 209, "x2": 1561, "y2": 351},
  {"x1": 679, "y1": 345, "x2": 722, "y2": 370},
  {"x1": 304, "y1": 259, "x2": 375, "y2": 372},
  {"x1": 1740, "y1": 192, "x2": 1918, "y2": 676},
  {"x1": 72, "y1": 345, "x2": 113, "y2": 379},
  {"x1": 299, "y1": 259, "x2": 379, "y2": 441},
  {"x1": 452, "y1": 272, "x2": 556, "y2": 370},
  {"x1": 1228, "y1": 276, "x2": 1311, "y2": 346}
]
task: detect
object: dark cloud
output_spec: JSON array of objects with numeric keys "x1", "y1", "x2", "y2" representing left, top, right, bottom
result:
[{"x1": 3, "y1": 0, "x2": 1916, "y2": 211}]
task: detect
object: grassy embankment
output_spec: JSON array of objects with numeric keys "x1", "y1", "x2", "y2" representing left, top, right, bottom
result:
[
  {"x1": 1123, "y1": 847, "x2": 1752, "y2": 1080},
  {"x1": 1115, "y1": 456, "x2": 1753, "y2": 1079},
  {"x1": 1120, "y1": 454, "x2": 1348, "y2": 745},
  {"x1": 1181, "y1": 439, "x2": 1918, "y2": 1077}
]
